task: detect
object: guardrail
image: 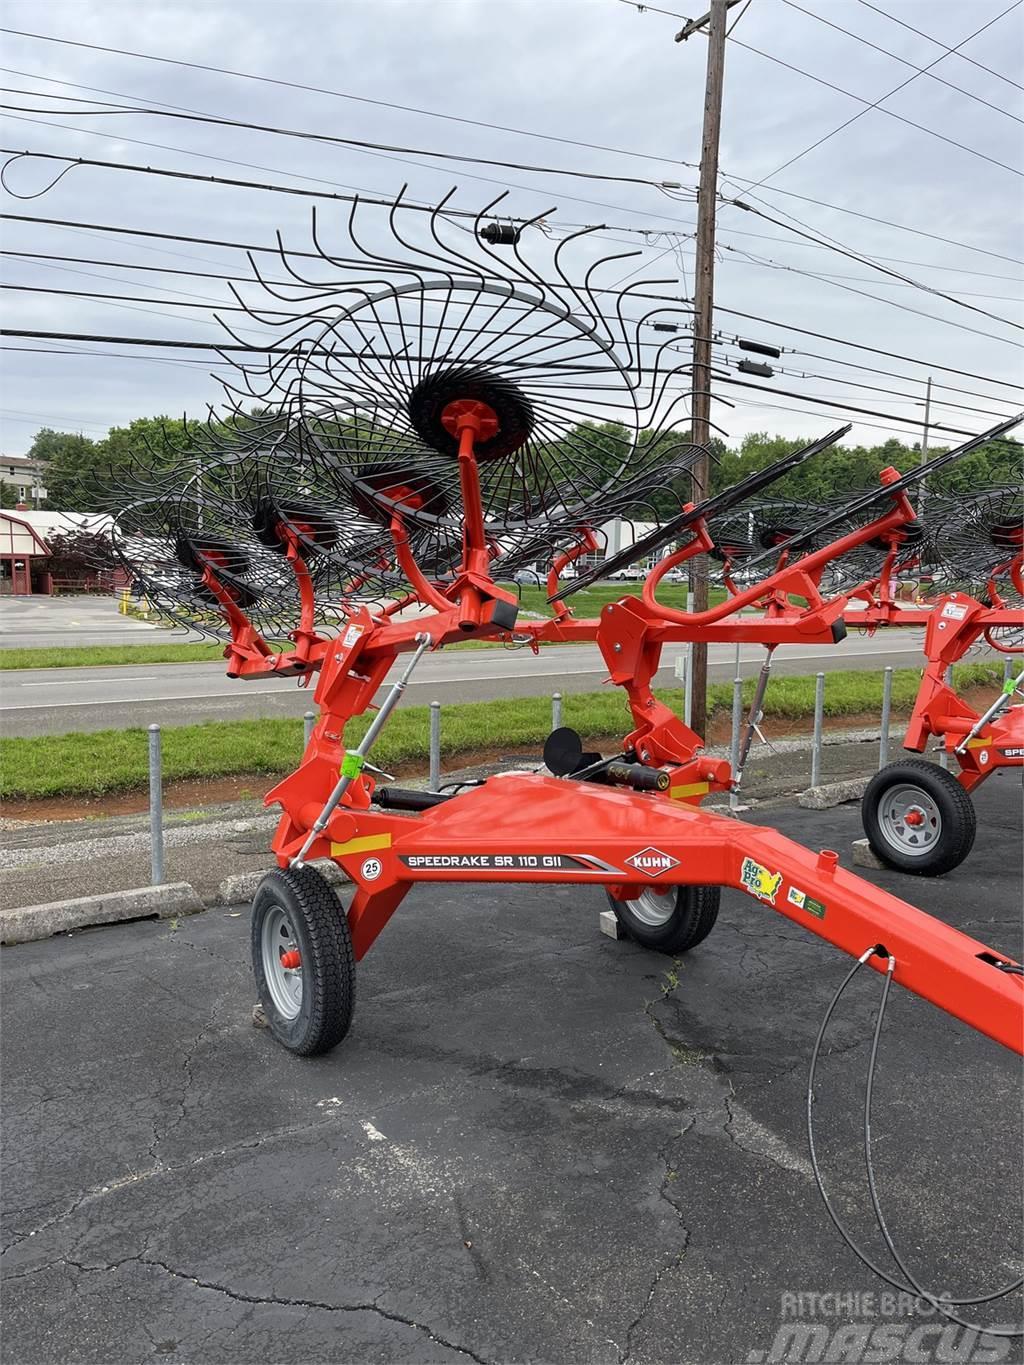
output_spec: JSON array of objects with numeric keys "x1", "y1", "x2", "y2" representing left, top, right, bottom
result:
[{"x1": 141, "y1": 661, "x2": 1016, "y2": 882}]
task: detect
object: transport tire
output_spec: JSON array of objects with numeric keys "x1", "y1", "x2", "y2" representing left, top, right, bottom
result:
[
  {"x1": 251, "y1": 865, "x2": 355, "y2": 1055},
  {"x1": 861, "y1": 759, "x2": 976, "y2": 877},
  {"x1": 607, "y1": 884, "x2": 720, "y2": 953}
]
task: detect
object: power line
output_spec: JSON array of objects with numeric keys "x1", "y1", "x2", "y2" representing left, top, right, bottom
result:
[
  {"x1": 615, "y1": 0, "x2": 1024, "y2": 177},
  {"x1": 9, "y1": 101, "x2": 1018, "y2": 334},
  {"x1": 6, "y1": 135, "x2": 1013, "y2": 345},
  {"x1": 4, "y1": 274, "x2": 1012, "y2": 422},
  {"x1": 857, "y1": 0, "x2": 1024, "y2": 94},
  {"x1": 1, "y1": 116, "x2": 688, "y2": 231},
  {"x1": 6, "y1": 22, "x2": 1023, "y2": 269},
  {"x1": 7, "y1": 246, "x2": 1020, "y2": 413},
  {"x1": 712, "y1": 301, "x2": 1024, "y2": 392},
  {"x1": 9, "y1": 232, "x2": 1022, "y2": 289},
  {"x1": 722, "y1": 392, "x2": 985, "y2": 440},
  {"x1": 5, "y1": 211, "x2": 1021, "y2": 394},
  {"x1": 739, "y1": 0, "x2": 1024, "y2": 193},
  {"x1": 778, "y1": 0, "x2": 1023, "y2": 125},
  {"x1": 0, "y1": 87, "x2": 695, "y2": 189},
  {"x1": 716, "y1": 192, "x2": 1024, "y2": 336},
  {"x1": 9, "y1": 74, "x2": 1020, "y2": 326},
  {"x1": 9, "y1": 240, "x2": 1018, "y2": 307},
  {"x1": 713, "y1": 374, "x2": 979, "y2": 436},
  {"x1": 0, "y1": 325, "x2": 1006, "y2": 439},
  {"x1": 0, "y1": 24, "x2": 696, "y2": 172}
]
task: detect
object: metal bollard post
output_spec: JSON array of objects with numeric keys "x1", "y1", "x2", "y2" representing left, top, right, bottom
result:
[
  {"x1": 728, "y1": 676, "x2": 743, "y2": 811},
  {"x1": 879, "y1": 667, "x2": 893, "y2": 769},
  {"x1": 683, "y1": 642, "x2": 694, "y2": 730},
  {"x1": 1005, "y1": 657, "x2": 1014, "y2": 686},
  {"x1": 148, "y1": 724, "x2": 164, "y2": 886},
  {"x1": 810, "y1": 672, "x2": 825, "y2": 788},
  {"x1": 429, "y1": 700, "x2": 441, "y2": 792},
  {"x1": 303, "y1": 711, "x2": 315, "y2": 747},
  {"x1": 939, "y1": 666, "x2": 952, "y2": 768},
  {"x1": 552, "y1": 692, "x2": 562, "y2": 731}
]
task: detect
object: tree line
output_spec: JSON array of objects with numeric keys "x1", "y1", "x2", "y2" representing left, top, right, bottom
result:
[{"x1": 19, "y1": 414, "x2": 1022, "y2": 515}]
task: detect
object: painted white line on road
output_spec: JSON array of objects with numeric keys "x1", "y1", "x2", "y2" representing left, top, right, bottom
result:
[
  {"x1": 20, "y1": 675, "x2": 159, "y2": 687},
  {"x1": 1, "y1": 687, "x2": 298, "y2": 709},
  {"x1": 0, "y1": 646, "x2": 935, "y2": 711}
]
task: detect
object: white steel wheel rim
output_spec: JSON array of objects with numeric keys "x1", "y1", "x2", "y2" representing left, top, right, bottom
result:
[
  {"x1": 878, "y1": 783, "x2": 942, "y2": 857},
  {"x1": 261, "y1": 904, "x2": 303, "y2": 1019},
  {"x1": 627, "y1": 886, "x2": 678, "y2": 928}
]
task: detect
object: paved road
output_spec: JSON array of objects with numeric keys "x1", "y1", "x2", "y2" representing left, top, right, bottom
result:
[
  {"x1": 2, "y1": 792, "x2": 1019, "y2": 1363},
  {"x1": 0, "y1": 633, "x2": 938, "y2": 736},
  {"x1": 0, "y1": 593, "x2": 199, "y2": 649}
]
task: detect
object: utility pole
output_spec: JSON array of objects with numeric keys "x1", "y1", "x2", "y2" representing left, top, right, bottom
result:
[{"x1": 677, "y1": 0, "x2": 737, "y2": 738}]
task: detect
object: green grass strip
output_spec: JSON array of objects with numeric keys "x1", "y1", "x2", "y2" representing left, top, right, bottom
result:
[
  {"x1": 0, "y1": 586, "x2": 714, "y2": 671},
  {"x1": 0, "y1": 664, "x2": 1002, "y2": 801},
  {"x1": 0, "y1": 643, "x2": 229, "y2": 670}
]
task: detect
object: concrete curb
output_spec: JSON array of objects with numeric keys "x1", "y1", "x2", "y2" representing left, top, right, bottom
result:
[
  {"x1": 215, "y1": 859, "x2": 350, "y2": 906},
  {"x1": 0, "y1": 883, "x2": 203, "y2": 946},
  {"x1": 851, "y1": 838, "x2": 888, "y2": 870},
  {"x1": 798, "y1": 778, "x2": 867, "y2": 810}
]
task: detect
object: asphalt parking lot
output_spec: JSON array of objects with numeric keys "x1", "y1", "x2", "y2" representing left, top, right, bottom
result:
[{"x1": 2, "y1": 784, "x2": 1022, "y2": 1364}]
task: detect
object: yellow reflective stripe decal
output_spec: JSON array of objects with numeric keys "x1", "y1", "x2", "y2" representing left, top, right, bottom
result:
[
  {"x1": 669, "y1": 782, "x2": 710, "y2": 800},
  {"x1": 966, "y1": 737, "x2": 992, "y2": 748},
  {"x1": 330, "y1": 833, "x2": 392, "y2": 858}
]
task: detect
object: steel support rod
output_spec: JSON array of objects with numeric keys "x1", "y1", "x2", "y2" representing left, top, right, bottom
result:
[
  {"x1": 291, "y1": 634, "x2": 433, "y2": 868},
  {"x1": 728, "y1": 675, "x2": 743, "y2": 811},
  {"x1": 148, "y1": 723, "x2": 164, "y2": 886},
  {"x1": 734, "y1": 647, "x2": 775, "y2": 792},
  {"x1": 954, "y1": 667, "x2": 1024, "y2": 755}
]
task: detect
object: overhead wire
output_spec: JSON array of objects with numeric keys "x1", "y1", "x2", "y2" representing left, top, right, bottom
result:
[
  {"x1": 856, "y1": 0, "x2": 1024, "y2": 93},
  {"x1": 4, "y1": 66, "x2": 1018, "y2": 330},
  {"x1": 4, "y1": 211, "x2": 1022, "y2": 395},
  {"x1": 4, "y1": 137, "x2": 1016, "y2": 347},
  {"x1": 733, "y1": 0, "x2": 1024, "y2": 194},
  {"x1": 0, "y1": 325, "x2": 1003, "y2": 440},
  {"x1": 3, "y1": 274, "x2": 1014, "y2": 420},
  {"x1": 778, "y1": 0, "x2": 1023, "y2": 125},
  {"x1": 0, "y1": 86, "x2": 695, "y2": 189},
  {"x1": 4, "y1": 23, "x2": 1022, "y2": 267},
  {"x1": 614, "y1": 0, "x2": 1024, "y2": 177},
  {"x1": 0, "y1": 24, "x2": 698, "y2": 172}
]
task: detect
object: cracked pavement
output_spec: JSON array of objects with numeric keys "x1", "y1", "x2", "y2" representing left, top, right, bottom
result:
[{"x1": 2, "y1": 779, "x2": 1021, "y2": 1363}]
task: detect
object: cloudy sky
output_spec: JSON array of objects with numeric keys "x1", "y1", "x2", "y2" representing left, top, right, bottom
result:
[{"x1": 1, "y1": 0, "x2": 1022, "y2": 462}]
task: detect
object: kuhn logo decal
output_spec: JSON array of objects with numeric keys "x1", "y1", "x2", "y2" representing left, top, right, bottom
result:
[{"x1": 624, "y1": 847, "x2": 680, "y2": 878}]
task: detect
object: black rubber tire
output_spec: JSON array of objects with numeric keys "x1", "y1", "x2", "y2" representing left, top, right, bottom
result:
[
  {"x1": 607, "y1": 884, "x2": 720, "y2": 953},
  {"x1": 250, "y1": 865, "x2": 355, "y2": 1056},
  {"x1": 861, "y1": 758, "x2": 977, "y2": 877}
]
